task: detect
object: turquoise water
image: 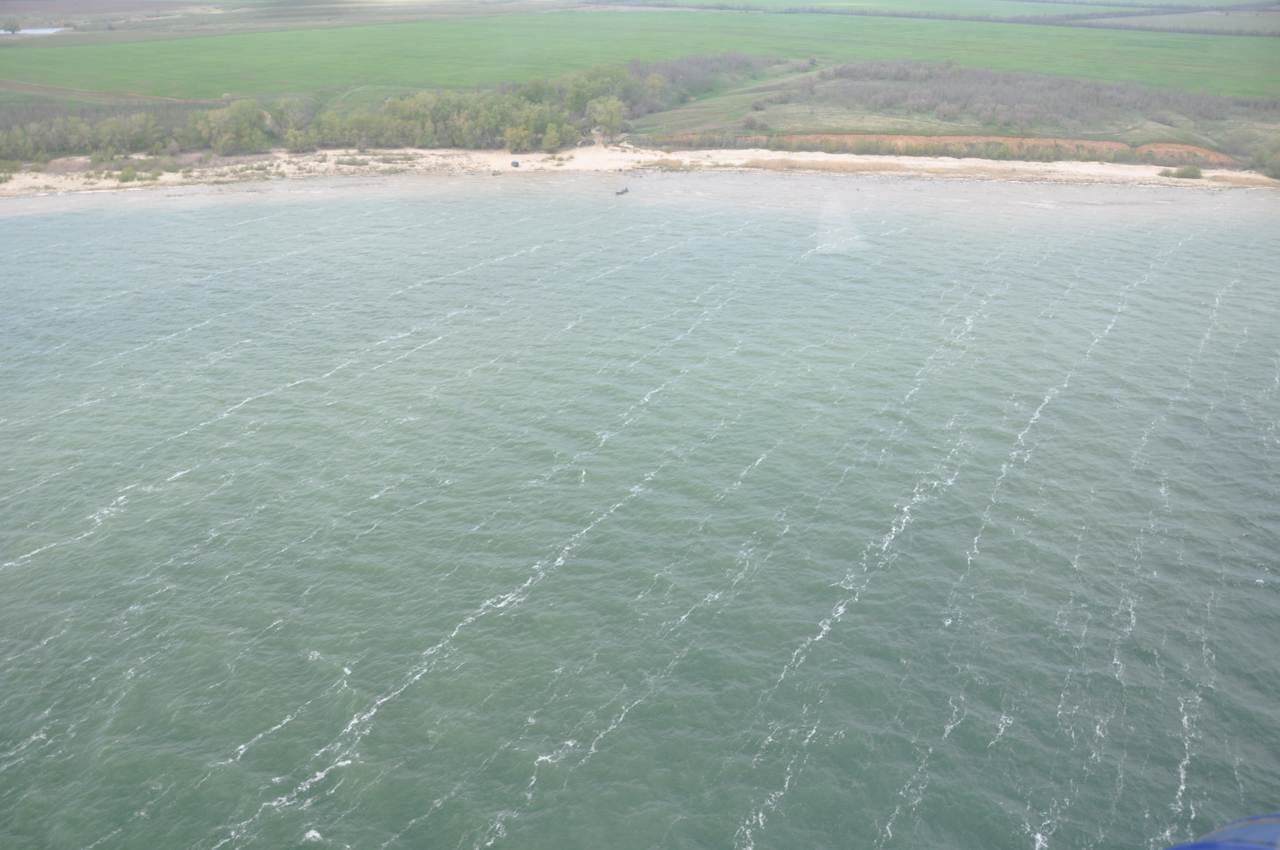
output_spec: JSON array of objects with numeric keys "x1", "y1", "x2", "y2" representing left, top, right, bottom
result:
[{"x1": 1, "y1": 174, "x2": 1277, "y2": 850}]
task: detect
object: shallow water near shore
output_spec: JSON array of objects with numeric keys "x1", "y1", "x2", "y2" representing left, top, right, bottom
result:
[{"x1": 2, "y1": 173, "x2": 1278, "y2": 850}]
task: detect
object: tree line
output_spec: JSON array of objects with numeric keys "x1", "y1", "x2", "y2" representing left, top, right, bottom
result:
[
  {"x1": 2, "y1": 55, "x2": 1277, "y2": 178},
  {"x1": 0, "y1": 55, "x2": 770, "y2": 165}
]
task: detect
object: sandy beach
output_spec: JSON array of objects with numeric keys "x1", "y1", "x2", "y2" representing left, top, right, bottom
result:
[{"x1": 2, "y1": 143, "x2": 1276, "y2": 199}]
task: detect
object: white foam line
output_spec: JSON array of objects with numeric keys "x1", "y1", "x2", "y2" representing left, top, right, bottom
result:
[
  {"x1": 2, "y1": 208, "x2": 478, "y2": 408},
  {"x1": 10, "y1": 213, "x2": 655, "y2": 537},
  {"x1": 205, "y1": 459, "x2": 667, "y2": 849},
  {"x1": 724, "y1": 226, "x2": 1109, "y2": 847},
  {"x1": 3, "y1": 524, "x2": 98, "y2": 570},
  {"x1": 708, "y1": 427, "x2": 971, "y2": 849},
  {"x1": 229, "y1": 210, "x2": 291, "y2": 229},
  {"x1": 22, "y1": 210, "x2": 622, "y2": 491},
  {"x1": 62, "y1": 228, "x2": 669, "y2": 697},
  {"x1": 1131, "y1": 278, "x2": 1237, "y2": 471},
  {"x1": 142, "y1": 361, "x2": 356, "y2": 454},
  {"x1": 87, "y1": 317, "x2": 217, "y2": 369},
  {"x1": 876, "y1": 747, "x2": 933, "y2": 847},
  {"x1": 965, "y1": 229, "x2": 1203, "y2": 850},
  {"x1": 0, "y1": 461, "x2": 83, "y2": 505},
  {"x1": 371, "y1": 338, "x2": 794, "y2": 846},
  {"x1": 3, "y1": 206, "x2": 397, "y2": 336},
  {"x1": 0, "y1": 727, "x2": 50, "y2": 767},
  {"x1": 222, "y1": 706, "x2": 308, "y2": 765},
  {"x1": 0, "y1": 626, "x2": 69, "y2": 666},
  {"x1": 528, "y1": 314, "x2": 741, "y2": 491},
  {"x1": 774, "y1": 437, "x2": 968, "y2": 693},
  {"x1": 945, "y1": 252, "x2": 1163, "y2": 630},
  {"x1": 474, "y1": 634, "x2": 705, "y2": 850},
  {"x1": 374, "y1": 653, "x2": 608, "y2": 850},
  {"x1": 734, "y1": 711, "x2": 823, "y2": 850},
  {"x1": 77, "y1": 827, "x2": 123, "y2": 850}
]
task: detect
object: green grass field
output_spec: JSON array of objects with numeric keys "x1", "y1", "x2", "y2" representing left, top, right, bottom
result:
[
  {"x1": 603, "y1": 0, "x2": 1138, "y2": 15},
  {"x1": 1, "y1": 10, "x2": 1277, "y2": 100},
  {"x1": 1103, "y1": 10, "x2": 1280, "y2": 34}
]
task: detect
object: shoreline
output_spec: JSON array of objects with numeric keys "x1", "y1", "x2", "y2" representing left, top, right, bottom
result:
[{"x1": 3, "y1": 144, "x2": 1277, "y2": 199}]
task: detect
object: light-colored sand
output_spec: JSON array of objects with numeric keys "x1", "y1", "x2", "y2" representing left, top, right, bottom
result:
[{"x1": 2, "y1": 144, "x2": 1276, "y2": 199}]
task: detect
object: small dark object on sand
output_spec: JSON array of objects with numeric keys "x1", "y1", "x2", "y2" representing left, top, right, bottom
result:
[
  {"x1": 615, "y1": 187, "x2": 629, "y2": 196},
  {"x1": 511, "y1": 160, "x2": 519, "y2": 168}
]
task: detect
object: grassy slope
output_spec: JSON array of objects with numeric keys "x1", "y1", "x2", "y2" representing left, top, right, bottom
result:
[
  {"x1": 628, "y1": 66, "x2": 1279, "y2": 151},
  {"x1": 0, "y1": 12, "x2": 1277, "y2": 99}
]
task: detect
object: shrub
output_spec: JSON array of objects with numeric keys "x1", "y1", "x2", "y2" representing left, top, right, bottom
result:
[
  {"x1": 1172, "y1": 165, "x2": 1202, "y2": 178},
  {"x1": 284, "y1": 128, "x2": 315, "y2": 153},
  {"x1": 1250, "y1": 138, "x2": 1280, "y2": 178}
]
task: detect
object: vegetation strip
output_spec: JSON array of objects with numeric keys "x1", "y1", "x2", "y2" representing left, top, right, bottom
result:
[
  {"x1": 3, "y1": 59, "x2": 1278, "y2": 180},
  {"x1": 1, "y1": 12, "x2": 1277, "y2": 98}
]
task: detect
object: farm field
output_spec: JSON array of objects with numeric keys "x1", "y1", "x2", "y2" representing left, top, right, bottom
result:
[
  {"x1": 596, "y1": 0, "x2": 1139, "y2": 16},
  {"x1": 1102, "y1": 9, "x2": 1280, "y2": 34},
  {"x1": 605, "y1": 0, "x2": 1280, "y2": 31},
  {"x1": 1, "y1": 10, "x2": 1279, "y2": 99},
  {"x1": 0, "y1": 0, "x2": 1277, "y2": 174}
]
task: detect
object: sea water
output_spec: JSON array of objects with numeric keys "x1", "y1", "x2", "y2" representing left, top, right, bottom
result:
[{"x1": 1, "y1": 173, "x2": 1277, "y2": 850}]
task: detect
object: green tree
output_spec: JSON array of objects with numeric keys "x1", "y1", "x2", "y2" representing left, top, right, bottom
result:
[
  {"x1": 274, "y1": 96, "x2": 313, "y2": 132},
  {"x1": 284, "y1": 128, "x2": 315, "y2": 153},
  {"x1": 193, "y1": 100, "x2": 274, "y2": 155},
  {"x1": 586, "y1": 96, "x2": 625, "y2": 140},
  {"x1": 642, "y1": 73, "x2": 670, "y2": 109},
  {"x1": 503, "y1": 125, "x2": 533, "y2": 153},
  {"x1": 541, "y1": 124, "x2": 561, "y2": 152},
  {"x1": 2, "y1": 20, "x2": 20, "y2": 35},
  {"x1": 1252, "y1": 138, "x2": 1280, "y2": 179}
]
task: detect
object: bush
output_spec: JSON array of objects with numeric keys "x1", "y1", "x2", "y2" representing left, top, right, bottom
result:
[
  {"x1": 1250, "y1": 138, "x2": 1280, "y2": 178},
  {"x1": 1172, "y1": 165, "x2": 1202, "y2": 178},
  {"x1": 118, "y1": 166, "x2": 137, "y2": 182},
  {"x1": 284, "y1": 128, "x2": 315, "y2": 153},
  {"x1": 541, "y1": 124, "x2": 562, "y2": 152}
]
